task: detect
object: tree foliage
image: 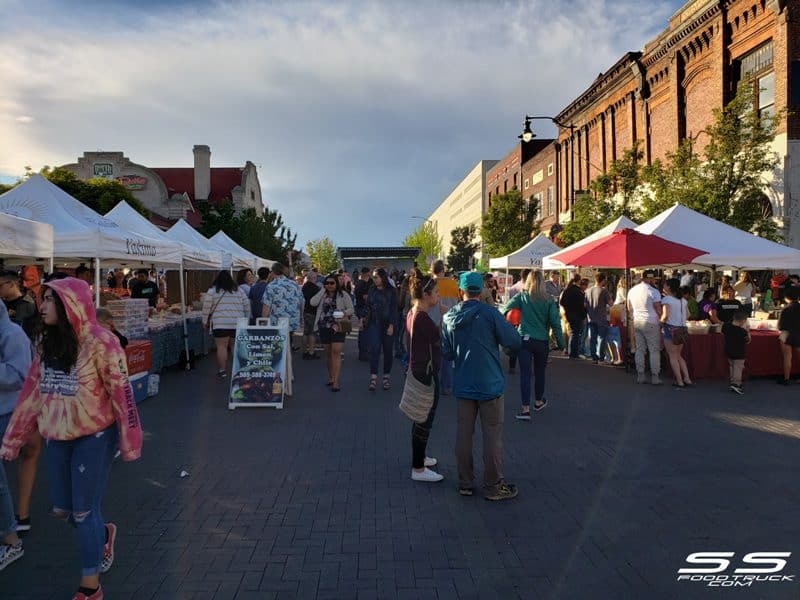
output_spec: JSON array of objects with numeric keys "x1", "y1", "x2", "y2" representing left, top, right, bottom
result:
[
  {"x1": 642, "y1": 77, "x2": 783, "y2": 239},
  {"x1": 447, "y1": 224, "x2": 479, "y2": 272},
  {"x1": 306, "y1": 237, "x2": 340, "y2": 274},
  {"x1": 480, "y1": 189, "x2": 538, "y2": 258},
  {"x1": 198, "y1": 202, "x2": 297, "y2": 262},
  {"x1": 4, "y1": 166, "x2": 151, "y2": 216},
  {"x1": 403, "y1": 221, "x2": 442, "y2": 273}
]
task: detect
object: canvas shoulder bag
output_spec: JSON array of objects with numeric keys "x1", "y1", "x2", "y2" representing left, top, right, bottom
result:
[
  {"x1": 399, "y1": 311, "x2": 435, "y2": 423},
  {"x1": 205, "y1": 291, "x2": 226, "y2": 333}
]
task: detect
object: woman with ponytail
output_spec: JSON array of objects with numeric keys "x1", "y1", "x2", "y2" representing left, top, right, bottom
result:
[{"x1": 406, "y1": 270, "x2": 443, "y2": 482}]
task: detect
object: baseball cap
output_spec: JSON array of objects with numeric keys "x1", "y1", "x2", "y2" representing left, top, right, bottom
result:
[{"x1": 459, "y1": 271, "x2": 483, "y2": 293}]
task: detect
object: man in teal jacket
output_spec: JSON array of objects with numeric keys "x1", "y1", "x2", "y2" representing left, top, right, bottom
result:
[{"x1": 442, "y1": 272, "x2": 521, "y2": 501}]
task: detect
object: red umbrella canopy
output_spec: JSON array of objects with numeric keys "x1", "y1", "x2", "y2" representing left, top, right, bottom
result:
[{"x1": 550, "y1": 228, "x2": 706, "y2": 269}]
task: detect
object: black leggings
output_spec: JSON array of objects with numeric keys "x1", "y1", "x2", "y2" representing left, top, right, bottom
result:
[{"x1": 412, "y1": 375, "x2": 440, "y2": 469}]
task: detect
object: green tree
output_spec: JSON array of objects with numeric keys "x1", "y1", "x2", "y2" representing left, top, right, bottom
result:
[
  {"x1": 447, "y1": 224, "x2": 478, "y2": 272},
  {"x1": 403, "y1": 221, "x2": 442, "y2": 272},
  {"x1": 558, "y1": 191, "x2": 614, "y2": 246},
  {"x1": 642, "y1": 77, "x2": 783, "y2": 238},
  {"x1": 199, "y1": 202, "x2": 297, "y2": 262},
  {"x1": 40, "y1": 166, "x2": 149, "y2": 216},
  {"x1": 480, "y1": 189, "x2": 538, "y2": 258},
  {"x1": 306, "y1": 237, "x2": 340, "y2": 274}
]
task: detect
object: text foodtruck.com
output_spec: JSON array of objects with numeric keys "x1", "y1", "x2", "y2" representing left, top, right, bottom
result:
[{"x1": 677, "y1": 552, "x2": 795, "y2": 588}]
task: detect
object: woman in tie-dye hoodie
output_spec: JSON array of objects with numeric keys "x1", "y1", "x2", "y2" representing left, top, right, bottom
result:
[{"x1": 1, "y1": 277, "x2": 142, "y2": 600}]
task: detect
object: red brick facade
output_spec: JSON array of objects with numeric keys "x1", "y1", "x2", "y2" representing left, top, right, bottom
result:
[{"x1": 519, "y1": 0, "x2": 796, "y2": 234}]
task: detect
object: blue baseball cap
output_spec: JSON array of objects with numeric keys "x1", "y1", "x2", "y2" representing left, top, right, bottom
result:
[{"x1": 459, "y1": 271, "x2": 483, "y2": 293}]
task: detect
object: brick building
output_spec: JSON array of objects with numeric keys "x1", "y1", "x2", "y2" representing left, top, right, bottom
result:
[{"x1": 537, "y1": 0, "x2": 798, "y2": 248}]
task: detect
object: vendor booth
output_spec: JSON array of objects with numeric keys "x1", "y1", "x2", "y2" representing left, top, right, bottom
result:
[
  {"x1": 635, "y1": 204, "x2": 800, "y2": 379},
  {"x1": 167, "y1": 219, "x2": 235, "y2": 269},
  {"x1": 209, "y1": 230, "x2": 274, "y2": 272},
  {"x1": 0, "y1": 175, "x2": 184, "y2": 304},
  {"x1": 543, "y1": 216, "x2": 638, "y2": 270},
  {"x1": 490, "y1": 234, "x2": 561, "y2": 301},
  {"x1": 0, "y1": 209, "x2": 54, "y2": 264}
]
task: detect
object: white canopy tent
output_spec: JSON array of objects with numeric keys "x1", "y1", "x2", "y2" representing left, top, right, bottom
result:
[
  {"x1": 543, "y1": 215, "x2": 639, "y2": 270},
  {"x1": 166, "y1": 219, "x2": 235, "y2": 269},
  {"x1": 489, "y1": 234, "x2": 561, "y2": 270},
  {"x1": 209, "y1": 231, "x2": 273, "y2": 271},
  {"x1": 106, "y1": 202, "x2": 223, "y2": 270},
  {"x1": 0, "y1": 175, "x2": 185, "y2": 304},
  {"x1": 635, "y1": 204, "x2": 800, "y2": 270},
  {"x1": 0, "y1": 209, "x2": 54, "y2": 266}
]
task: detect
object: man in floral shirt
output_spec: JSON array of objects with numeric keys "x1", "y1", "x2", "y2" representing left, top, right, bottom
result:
[{"x1": 262, "y1": 263, "x2": 303, "y2": 330}]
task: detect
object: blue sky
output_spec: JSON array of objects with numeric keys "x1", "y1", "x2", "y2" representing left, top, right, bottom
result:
[{"x1": 0, "y1": 0, "x2": 684, "y2": 248}]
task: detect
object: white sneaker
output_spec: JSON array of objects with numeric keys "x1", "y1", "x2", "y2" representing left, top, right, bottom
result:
[
  {"x1": 411, "y1": 468, "x2": 444, "y2": 482},
  {"x1": 424, "y1": 456, "x2": 437, "y2": 467}
]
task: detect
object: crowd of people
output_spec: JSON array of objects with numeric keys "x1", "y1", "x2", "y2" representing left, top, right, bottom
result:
[{"x1": 0, "y1": 259, "x2": 798, "y2": 598}]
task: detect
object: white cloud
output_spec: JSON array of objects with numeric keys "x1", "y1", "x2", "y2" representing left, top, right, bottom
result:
[{"x1": 0, "y1": 0, "x2": 681, "y2": 246}]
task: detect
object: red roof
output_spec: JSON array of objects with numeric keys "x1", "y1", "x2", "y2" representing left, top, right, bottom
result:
[{"x1": 151, "y1": 167, "x2": 244, "y2": 204}]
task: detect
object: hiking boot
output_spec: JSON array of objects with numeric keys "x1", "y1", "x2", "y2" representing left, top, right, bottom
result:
[
  {"x1": 485, "y1": 482, "x2": 518, "y2": 501},
  {"x1": 0, "y1": 541, "x2": 23, "y2": 572}
]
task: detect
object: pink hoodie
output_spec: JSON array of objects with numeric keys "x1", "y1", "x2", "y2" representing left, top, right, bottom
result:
[{"x1": 1, "y1": 278, "x2": 142, "y2": 461}]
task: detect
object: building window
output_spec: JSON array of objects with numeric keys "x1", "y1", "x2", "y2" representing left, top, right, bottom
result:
[
  {"x1": 250, "y1": 190, "x2": 255, "y2": 201},
  {"x1": 547, "y1": 186, "x2": 554, "y2": 216},
  {"x1": 547, "y1": 163, "x2": 553, "y2": 176},
  {"x1": 758, "y1": 72, "x2": 775, "y2": 119},
  {"x1": 524, "y1": 178, "x2": 529, "y2": 189},
  {"x1": 513, "y1": 173, "x2": 518, "y2": 189},
  {"x1": 503, "y1": 181, "x2": 508, "y2": 194}
]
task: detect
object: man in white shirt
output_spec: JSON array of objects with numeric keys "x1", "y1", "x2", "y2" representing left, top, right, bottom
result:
[{"x1": 627, "y1": 270, "x2": 663, "y2": 384}]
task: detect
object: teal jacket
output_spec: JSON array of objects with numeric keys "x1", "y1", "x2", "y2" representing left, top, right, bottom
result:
[
  {"x1": 441, "y1": 300, "x2": 521, "y2": 401},
  {"x1": 502, "y1": 292, "x2": 564, "y2": 348}
]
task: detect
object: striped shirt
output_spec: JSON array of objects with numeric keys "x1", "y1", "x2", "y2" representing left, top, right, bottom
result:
[{"x1": 202, "y1": 288, "x2": 250, "y2": 331}]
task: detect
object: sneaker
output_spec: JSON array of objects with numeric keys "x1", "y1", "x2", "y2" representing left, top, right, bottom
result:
[
  {"x1": 515, "y1": 410, "x2": 532, "y2": 421},
  {"x1": 101, "y1": 523, "x2": 117, "y2": 574},
  {"x1": 730, "y1": 384, "x2": 744, "y2": 395},
  {"x1": 651, "y1": 375, "x2": 663, "y2": 386},
  {"x1": 411, "y1": 468, "x2": 444, "y2": 482},
  {"x1": 636, "y1": 373, "x2": 647, "y2": 384},
  {"x1": 0, "y1": 541, "x2": 23, "y2": 572},
  {"x1": 71, "y1": 586, "x2": 103, "y2": 600},
  {"x1": 15, "y1": 515, "x2": 30, "y2": 533},
  {"x1": 485, "y1": 482, "x2": 518, "y2": 501},
  {"x1": 458, "y1": 487, "x2": 474, "y2": 496},
  {"x1": 533, "y1": 398, "x2": 547, "y2": 411},
  {"x1": 423, "y1": 456, "x2": 437, "y2": 467}
]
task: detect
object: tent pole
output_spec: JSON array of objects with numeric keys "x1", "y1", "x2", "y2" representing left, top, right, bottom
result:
[
  {"x1": 179, "y1": 261, "x2": 191, "y2": 370},
  {"x1": 94, "y1": 257, "x2": 101, "y2": 308}
]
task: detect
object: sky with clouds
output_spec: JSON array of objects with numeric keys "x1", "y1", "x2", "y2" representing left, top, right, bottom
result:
[{"x1": 0, "y1": 0, "x2": 684, "y2": 248}]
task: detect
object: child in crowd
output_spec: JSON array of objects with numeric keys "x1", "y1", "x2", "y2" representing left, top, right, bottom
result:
[
  {"x1": 722, "y1": 310, "x2": 750, "y2": 395},
  {"x1": 606, "y1": 303, "x2": 624, "y2": 366},
  {"x1": 95, "y1": 308, "x2": 129, "y2": 349}
]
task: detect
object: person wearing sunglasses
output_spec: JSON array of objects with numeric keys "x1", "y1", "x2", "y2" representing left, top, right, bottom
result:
[{"x1": 310, "y1": 276, "x2": 354, "y2": 391}]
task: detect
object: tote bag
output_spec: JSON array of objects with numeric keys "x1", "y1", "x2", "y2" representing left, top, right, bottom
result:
[{"x1": 398, "y1": 311, "x2": 434, "y2": 423}]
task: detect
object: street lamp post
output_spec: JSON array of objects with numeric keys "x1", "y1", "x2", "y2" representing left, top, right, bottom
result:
[{"x1": 519, "y1": 115, "x2": 576, "y2": 221}]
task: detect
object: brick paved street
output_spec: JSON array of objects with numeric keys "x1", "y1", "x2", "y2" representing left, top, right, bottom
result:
[{"x1": 2, "y1": 339, "x2": 800, "y2": 600}]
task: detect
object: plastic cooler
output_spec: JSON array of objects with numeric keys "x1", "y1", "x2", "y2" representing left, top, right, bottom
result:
[{"x1": 129, "y1": 372, "x2": 149, "y2": 404}]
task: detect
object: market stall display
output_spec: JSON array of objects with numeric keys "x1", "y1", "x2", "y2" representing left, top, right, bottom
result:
[
  {"x1": 543, "y1": 216, "x2": 638, "y2": 270},
  {"x1": 106, "y1": 299, "x2": 149, "y2": 339},
  {"x1": 682, "y1": 330, "x2": 800, "y2": 379}
]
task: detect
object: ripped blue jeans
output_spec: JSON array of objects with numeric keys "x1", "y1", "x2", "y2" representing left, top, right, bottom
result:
[{"x1": 45, "y1": 425, "x2": 118, "y2": 576}]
